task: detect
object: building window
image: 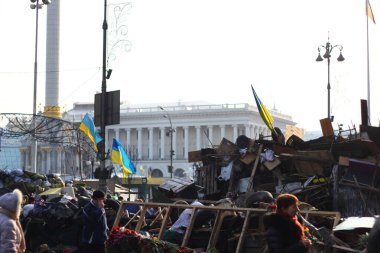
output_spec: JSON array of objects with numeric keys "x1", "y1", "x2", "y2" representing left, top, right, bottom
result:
[
  {"x1": 174, "y1": 168, "x2": 186, "y2": 178},
  {"x1": 151, "y1": 169, "x2": 163, "y2": 178}
]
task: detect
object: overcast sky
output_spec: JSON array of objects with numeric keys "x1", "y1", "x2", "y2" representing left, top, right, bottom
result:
[{"x1": 0, "y1": 0, "x2": 379, "y2": 131}]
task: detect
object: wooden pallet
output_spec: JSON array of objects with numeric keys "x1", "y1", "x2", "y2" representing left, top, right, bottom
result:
[{"x1": 113, "y1": 201, "x2": 342, "y2": 253}]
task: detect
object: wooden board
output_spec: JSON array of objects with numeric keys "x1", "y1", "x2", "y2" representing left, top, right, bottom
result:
[{"x1": 320, "y1": 118, "x2": 334, "y2": 137}]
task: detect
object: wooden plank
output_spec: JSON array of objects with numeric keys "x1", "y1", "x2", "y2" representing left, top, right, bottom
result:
[
  {"x1": 113, "y1": 201, "x2": 127, "y2": 227},
  {"x1": 339, "y1": 156, "x2": 350, "y2": 166},
  {"x1": 247, "y1": 144, "x2": 263, "y2": 192},
  {"x1": 124, "y1": 209, "x2": 142, "y2": 228},
  {"x1": 316, "y1": 242, "x2": 361, "y2": 252},
  {"x1": 207, "y1": 210, "x2": 223, "y2": 250},
  {"x1": 212, "y1": 165, "x2": 216, "y2": 193},
  {"x1": 320, "y1": 118, "x2": 334, "y2": 138},
  {"x1": 149, "y1": 207, "x2": 164, "y2": 227},
  {"x1": 158, "y1": 207, "x2": 172, "y2": 240},
  {"x1": 181, "y1": 207, "x2": 198, "y2": 247},
  {"x1": 188, "y1": 150, "x2": 202, "y2": 162},
  {"x1": 135, "y1": 206, "x2": 148, "y2": 232},
  {"x1": 112, "y1": 200, "x2": 341, "y2": 250},
  {"x1": 236, "y1": 210, "x2": 251, "y2": 253}
]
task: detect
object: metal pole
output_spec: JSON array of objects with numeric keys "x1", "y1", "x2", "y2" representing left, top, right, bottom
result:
[
  {"x1": 170, "y1": 124, "x2": 173, "y2": 179},
  {"x1": 327, "y1": 55, "x2": 331, "y2": 120},
  {"x1": 31, "y1": 1, "x2": 40, "y2": 173},
  {"x1": 159, "y1": 106, "x2": 174, "y2": 178},
  {"x1": 366, "y1": 0, "x2": 371, "y2": 124},
  {"x1": 99, "y1": 0, "x2": 108, "y2": 192},
  {"x1": 316, "y1": 38, "x2": 343, "y2": 121}
]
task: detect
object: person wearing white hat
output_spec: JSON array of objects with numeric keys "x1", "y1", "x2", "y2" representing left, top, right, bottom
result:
[{"x1": 0, "y1": 189, "x2": 26, "y2": 253}]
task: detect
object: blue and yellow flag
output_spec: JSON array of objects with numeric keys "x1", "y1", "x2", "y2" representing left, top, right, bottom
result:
[
  {"x1": 251, "y1": 85, "x2": 274, "y2": 132},
  {"x1": 111, "y1": 138, "x2": 136, "y2": 176},
  {"x1": 79, "y1": 113, "x2": 103, "y2": 152}
]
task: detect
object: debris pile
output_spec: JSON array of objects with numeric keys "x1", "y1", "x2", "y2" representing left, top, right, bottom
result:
[{"x1": 0, "y1": 169, "x2": 65, "y2": 195}]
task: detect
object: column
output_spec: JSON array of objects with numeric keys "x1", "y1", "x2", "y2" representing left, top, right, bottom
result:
[
  {"x1": 233, "y1": 124, "x2": 238, "y2": 141},
  {"x1": 42, "y1": 150, "x2": 46, "y2": 174},
  {"x1": 184, "y1": 126, "x2": 189, "y2": 159},
  {"x1": 253, "y1": 125, "x2": 258, "y2": 139},
  {"x1": 245, "y1": 124, "x2": 251, "y2": 138},
  {"x1": 46, "y1": 149, "x2": 51, "y2": 173},
  {"x1": 258, "y1": 126, "x2": 264, "y2": 137},
  {"x1": 208, "y1": 125, "x2": 213, "y2": 146},
  {"x1": 220, "y1": 125, "x2": 225, "y2": 141},
  {"x1": 126, "y1": 129, "x2": 131, "y2": 148},
  {"x1": 149, "y1": 127, "x2": 154, "y2": 160},
  {"x1": 160, "y1": 127, "x2": 165, "y2": 159},
  {"x1": 172, "y1": 127, "x2": 177, "y2": 159},
  {"x1": 137, "y1": 128, "x2": 142, "y2": 159},
  {"x1": 25, "y1": 149, "x2": 30, "y2": 171},
  {"x1": 19, "y1": 149, "x2": 25, "y2": 170},
  {"x1": 115, "y1": 128, "x2": 120, "y2": 141},
  {"x1": 196, "y1": 126, "x2": 201, "y2": 150},
  {"x1": 61, "y1": 151, "x2": 66, "y2": 174},
  {"x1": 57, "y1": 148, "x2": 62, "y2": 174}
]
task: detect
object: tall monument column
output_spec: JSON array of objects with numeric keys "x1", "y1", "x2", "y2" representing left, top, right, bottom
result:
[{"x1": 44, "y1": 0, "x2": 61, "y2": 118}]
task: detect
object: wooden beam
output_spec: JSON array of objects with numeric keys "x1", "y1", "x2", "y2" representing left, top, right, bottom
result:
[
  {"x1": 158, "y1": 207, "x2": 172, "y2": 240},
  {"x1": 247, "y1": 144, "x2": 263, "y2": 192},
  {"x1": 236, "y1": 210, "x2": 251, "y2": 253},
  {"x1": 181, "y1": 207, "x2": 198, "y2": 247}
]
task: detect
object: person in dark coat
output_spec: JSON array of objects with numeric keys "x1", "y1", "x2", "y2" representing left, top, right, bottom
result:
[
  {"x1": 367, "y1": 217, "x2": 380, "y2": 253},
  {"x1": 81, "y1": 190, "x2": 108, "y2": 253},
  {"x1": 264, "y1": 193, "x2": 311, "y2": 253}
]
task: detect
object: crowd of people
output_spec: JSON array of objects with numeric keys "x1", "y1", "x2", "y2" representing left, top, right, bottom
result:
[{"x1": 0, "y1": 189, "x2": 379, "y2": 253}]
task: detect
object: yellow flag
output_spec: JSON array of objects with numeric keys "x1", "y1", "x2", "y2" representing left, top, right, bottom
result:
[{"x1": 367, "y1": 0, "x2": 376, "y2": 24}]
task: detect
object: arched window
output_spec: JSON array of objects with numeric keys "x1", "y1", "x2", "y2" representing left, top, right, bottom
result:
[
  {"x1": 174, "y1": 168, "x2": 186, "y2": 178},
  {"x1": 151, "y1": 169, "x2": 163, "y2": 178}
]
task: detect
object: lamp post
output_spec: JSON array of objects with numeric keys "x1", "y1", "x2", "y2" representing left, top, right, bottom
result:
[
  {"x1": 159, "y1": 106, "x2": 175, "y2": 178},
  {"x1": 316, "y1": 36, "x2": 345, "y2": 120},
  {"x1": 30, "y1": 0, "x2": 52, "y2": 173},
  {"x1": 98, "y1": 0, "x2": 109, "y2": 192}
]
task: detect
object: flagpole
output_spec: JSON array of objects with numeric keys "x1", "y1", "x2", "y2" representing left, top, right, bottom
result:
[{"x1": 366, "y1": 0, "x2": 371, "y2": 125}]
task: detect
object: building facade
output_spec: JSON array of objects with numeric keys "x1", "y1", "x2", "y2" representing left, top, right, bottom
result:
[{"x1": 61, "y1": 101, "x2": 295, "y2": 179}]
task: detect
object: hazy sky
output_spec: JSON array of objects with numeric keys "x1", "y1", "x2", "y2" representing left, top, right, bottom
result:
[{"x1": 0, "y1": 0, "x2": 379, "y2": 131}]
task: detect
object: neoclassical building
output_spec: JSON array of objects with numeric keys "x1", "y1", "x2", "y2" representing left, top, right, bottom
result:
[
  {"x1": 61, "y1": 101, "x2": 295, "y2": 178},
  {"x1": 14, "y1": 1, "x2": 295, "y2": 178}
]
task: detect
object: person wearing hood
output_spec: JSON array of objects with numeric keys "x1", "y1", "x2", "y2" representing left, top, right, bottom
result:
[
  {"x1": 81, "y1": 190, "x2": 108, "y2": 253},
  {"x1": 0, "y1": 189, "x2": 26, "y2": 253},
  {"x1": 264, "y1": 193, "x2": 311, "y2": 253}
]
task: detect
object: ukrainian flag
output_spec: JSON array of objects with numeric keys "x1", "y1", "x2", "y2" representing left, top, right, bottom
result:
[
  {"x1": 111, "y1": 138, "x2": 136, "y2": 175},
  {"x1": 251, "y1": 85, "x2": 274, "y2": 132},
  {"x1": 79, "y1": 113, "x2": 103, "y2": 152}
]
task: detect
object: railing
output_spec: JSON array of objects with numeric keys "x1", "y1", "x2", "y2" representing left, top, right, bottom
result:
[
  {"x1": 120, "y1": 103, "x2": 292, "y2": 121},
  {"x1": 113, "y1": 201, "x2": 343, "y2": 253},
  {"x1": 66, "y1": 102, "x2": 293, "y2": 122}
]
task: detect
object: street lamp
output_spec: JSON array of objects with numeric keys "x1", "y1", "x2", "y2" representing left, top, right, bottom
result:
[
  {"x1": 316, "y1": 36, "x2": 345, "y2": 120},
  {"x1": 159, "y1": 106, "x2": 175, "y2": 178},
  {"x1": 30, "y1": 0, "x2": 52, "y2": 173}
]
